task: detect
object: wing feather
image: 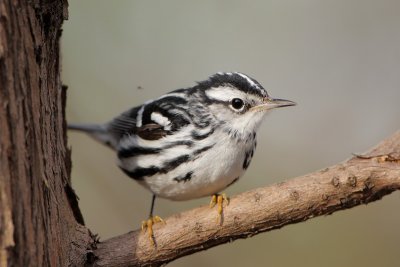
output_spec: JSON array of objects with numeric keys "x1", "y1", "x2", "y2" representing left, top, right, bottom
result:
[
  {"x1": 107, "y1": 93, "x2": 191, "y2": 144},
  {"x1": 107, "y1": 105, "x2": 168, "y2": 142}
]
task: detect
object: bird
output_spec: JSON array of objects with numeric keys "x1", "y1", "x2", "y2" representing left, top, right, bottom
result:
[{"x1": 68, "y1": 72, "x2": 295, "y2": 244}]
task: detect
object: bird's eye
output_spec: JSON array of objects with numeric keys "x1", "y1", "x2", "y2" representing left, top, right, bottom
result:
[{"x1": 231, "y1": 98, "x2": 244, "y2": 110}]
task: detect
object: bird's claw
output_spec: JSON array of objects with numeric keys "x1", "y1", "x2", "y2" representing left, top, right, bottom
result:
[
  {"x1": 210, "y1": 193, "x2": 229, "y2": 224},
  {"x1": 141, "y1": 215, "x2": 165, "y2": 246}
]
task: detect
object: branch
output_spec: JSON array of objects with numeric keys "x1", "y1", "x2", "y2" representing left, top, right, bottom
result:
[{"x1": 91, "y1": 131, "x2": 400, "y2": 267}]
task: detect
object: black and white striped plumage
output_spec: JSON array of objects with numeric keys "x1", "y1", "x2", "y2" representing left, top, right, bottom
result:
[{"x1": 69, "y1": 72, "x2": 295, "y2": 201}]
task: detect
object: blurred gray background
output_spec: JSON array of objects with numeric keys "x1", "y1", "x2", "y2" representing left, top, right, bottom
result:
[{"x1": 63, "y1": 1, "x2": 400, "y2": 266}]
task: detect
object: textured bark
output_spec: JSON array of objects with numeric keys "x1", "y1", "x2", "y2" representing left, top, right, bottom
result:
[
  {"x1": 0, "y1": 1, "x2": 91, "y2": 266},
  {"x1": 92, "y1": 131, "x2": 400, "y2": 267}
]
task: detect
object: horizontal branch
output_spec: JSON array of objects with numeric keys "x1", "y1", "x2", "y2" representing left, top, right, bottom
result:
[{"x1": 91, "y1": 131, "x2": 400, "y2": 267}]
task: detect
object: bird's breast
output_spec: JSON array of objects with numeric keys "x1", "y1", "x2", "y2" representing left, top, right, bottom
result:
[{"x1": 117, "y1": 128, "x2": 257, "y2": 201}]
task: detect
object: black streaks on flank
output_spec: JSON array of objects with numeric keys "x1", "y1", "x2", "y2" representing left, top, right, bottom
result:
[
  {"x1": 121, "y1": 144, "x2": 215, "y2": 180},
  {"x1": 226, "y1": 177, "x2": 240, "y2": 188},
  {"x1": 192, "y1": 144, "x2": 214, "y2": 157},
  {"x1": 123, "y1": 154, "x2": 190, "y2": 180},
  {"x1": 242, "y1": 153, "x2": 249, "y2": 169},
  {"x1": 120, "y1": 166, "x2": 159, "y2": 181},
  {"x1": 170, "y1": 140, "x2": 194, "y2": 147},
  {"x1": 118, "y1": 146, "x2": 161, "y2": 158},
  {"x1": 242, "y1": 134, "x2": 257, "y2": 170},
  {"x1": 173, "y1": 171, "x2": 193, "y2": 183},
  {"x1": 160, "y1": 144, "x2": 214, "y2": 172},
  {"x1": 118, "y1": 140, "x2": 194, "y2": 159},
  {"x1": 162, "y1": 154, "x2": 191, "y2": 173},
  {"x1": 191, "y1": 128, "x2": 214, "y2": 140},
  {"x1": 243, "y1": 150, "x2": 253, "y2": 170}
]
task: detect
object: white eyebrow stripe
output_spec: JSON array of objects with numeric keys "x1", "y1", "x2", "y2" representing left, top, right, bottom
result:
[
  {"x1": 205, "y1": 86, "x2": 246, "y2": 102},
  {"x1": 235, "y1": 72, "x2": 260, "y2": 89}
]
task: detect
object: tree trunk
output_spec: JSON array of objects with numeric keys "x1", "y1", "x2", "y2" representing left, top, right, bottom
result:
[{"x1": 0, "y1": 1, "x2": 91, "y2": 266}]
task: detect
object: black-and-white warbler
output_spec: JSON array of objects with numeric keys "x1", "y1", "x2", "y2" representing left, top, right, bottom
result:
[{"x1": 68, "y1": 72, "x2": 295, "y2": 242}]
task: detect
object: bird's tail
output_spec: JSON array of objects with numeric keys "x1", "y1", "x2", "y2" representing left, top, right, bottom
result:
[{"x1": 68, "y1": 123, "x2": 115, "y2": 149}]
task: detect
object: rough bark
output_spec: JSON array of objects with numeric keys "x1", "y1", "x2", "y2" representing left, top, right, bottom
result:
[
  {"x1": 91, "y1": 131, "x2": 400, "y2": 267},
  {"x1": 0, "y1": 1, "x2": 91, "y2": 266}
]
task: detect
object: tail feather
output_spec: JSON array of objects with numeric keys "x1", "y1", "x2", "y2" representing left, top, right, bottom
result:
[
  {"x1": 68, "y1": 123, "x2": 116, "y2": 149},
  {"x1": 68, "y1": 123, "x2": 105, "y2": 133}
]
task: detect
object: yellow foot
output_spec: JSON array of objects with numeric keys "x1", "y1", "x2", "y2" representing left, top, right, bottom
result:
[
  {"x1": 141, "y1": 215, "x2": 165, "y2": 246},
  {"x1": 209, "y1": 193, "x2": 230, "y2": 224}
]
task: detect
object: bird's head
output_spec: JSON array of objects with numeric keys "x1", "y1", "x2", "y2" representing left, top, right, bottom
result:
[{"x1": 196, "y1": 72, "x2": 296, "y2": 139}]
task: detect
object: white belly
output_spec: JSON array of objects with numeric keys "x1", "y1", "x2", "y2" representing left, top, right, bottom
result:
[{"x1": 138, "y1": 130, "x2": 256, "y2": 200}]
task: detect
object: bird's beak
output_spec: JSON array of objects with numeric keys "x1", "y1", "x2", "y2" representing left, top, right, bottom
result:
[{"x1": 250, "y1": 97, "x2": 297, "y2": 112}]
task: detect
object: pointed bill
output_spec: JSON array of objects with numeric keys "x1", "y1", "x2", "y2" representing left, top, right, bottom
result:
[{"x1": 250, "y1": 98, "x2": 296, "y2": 112}]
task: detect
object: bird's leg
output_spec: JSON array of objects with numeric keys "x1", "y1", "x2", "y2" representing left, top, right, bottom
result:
[
  {"x1": 141, "y1": 195, "x2": 165, "y2": 245},
  {"x1": 209, "y1": 193, "x2": 230, "y2": 224}
]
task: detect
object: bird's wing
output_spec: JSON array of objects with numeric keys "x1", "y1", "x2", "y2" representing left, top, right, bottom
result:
[
  {"x1": 136, "y1": 123, "x2": 167, "y2": 140},
  {"x1": 107, "y1": 105, "x2": 169, "y2": 142},
  {"x1": 107, "y1": 94, "x2": 192, "y2": 144}
]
